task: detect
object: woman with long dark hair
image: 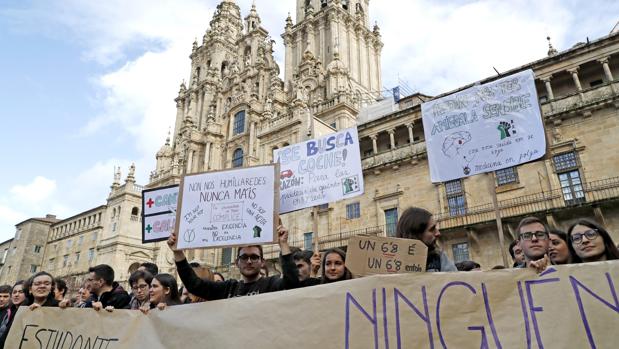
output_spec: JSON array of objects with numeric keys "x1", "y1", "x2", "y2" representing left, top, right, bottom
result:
[
  {"x1": 567, "y1": 219, "x2": 619, "y2": 263},
  {"x1": 320, "y1": 248, "x2": 353, "y2": 284},
  {"x1": 0, "y1": 280, "x2": 27, "y2": 348},
  {"x1": 141, "y1": 273, "x2": 181, "y2": 314},
  {"x1": 548, "y1": 229, "x2": 573, "y2": 265},
  {"x1": 25, "y1": 272, "x2": 59, "y2": 309},
  {"x1": 396, "y1": 207, "x2": 457, "y2": 272}
]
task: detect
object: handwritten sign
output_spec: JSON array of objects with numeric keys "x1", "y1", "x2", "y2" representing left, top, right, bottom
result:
[
  {"x1": 7, "y1": 261, "x2": 618, "y2": 348},
  {"x1": 142, "y1": 185, "x2": 179, "y2": 243},
  {"x1": 421, "y1": 69, "x2": 546, "y2": 182},
  {"x1": 274, "y1": 127, "x2": 364, "y2": 214},
  {"x1": 175, "y1": 164, "x2": 279, "y2": 249},
  {"x1": 346, "y1": 236, "x2": 427, "y2": 276}
]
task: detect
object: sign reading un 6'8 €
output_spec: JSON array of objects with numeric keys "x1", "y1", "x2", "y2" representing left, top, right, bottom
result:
[
  {"x1": 421, "y1": 69, "x2": 546, "y2": 182},
  {"x1": 274, "y1": 127, "x2": 364, "y2": 214},
  {"x1": 142, "y1": 185, "x2": 179, "y2": 243}
]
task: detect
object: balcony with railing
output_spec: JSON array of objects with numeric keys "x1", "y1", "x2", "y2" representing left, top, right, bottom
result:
[
  {"x1": 541, "y1": 80, "x2": 618, "y2": 117},
  {"x1": 258, "y1": 112, "x2": 299, "y2": 136},
  {"x1": 361, "y1": 141, "x2": 427, "y2": 170}
]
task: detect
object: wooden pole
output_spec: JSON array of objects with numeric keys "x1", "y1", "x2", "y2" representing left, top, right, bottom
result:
[
  {"x1": 488, "y1": 172, "x2": 509, "y2": 267},
  {"x1": 313, "y1": 206, "x2": 319, "y2": 252}
]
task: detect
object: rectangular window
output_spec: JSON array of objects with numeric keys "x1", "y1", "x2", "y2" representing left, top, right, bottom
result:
[
  {"x1": 445, "y1": 179, "x2": 466, "y2": 216},
  {"x1": 33, "y1": 245, "x2": 42, "y2": 254},
  {"x1": 384, "y1": 208, "x2": 398, "y2": 237},
  {"x1": 346, "y1": 202, "x2": 361, "y2": 219},
  {"x1": 558, "y1": 170, "x2": 586, "y2": 205},
  {"x1": 452, "y1": 242, "x2": 470, "y2": 263},
  {"x1": 304, "y1": 232, "x2": 314, "y2": 251},
  {"x1": 496, "y1": 167, "x2": 519, "y2": 186},
  {"x1": 67, "y1": 239, "x2": 72, "y2": 248},
  {"x1": 30, "y1": 265, "x2": 37, "y2": 273},
  {"x1": 233, "y1": 110, "x2": 245, "y2": 135},
  {"x1": 75, "y1": 252, "x2": 80, "y2": 263},
  {"x1": 48, "y1": 258, "x2": 55, "y2": 270},
  {"x1": 63, "y1": 255, "x2": 69, "y2": 267},
  {"x1": 553, "y1": 152, "x2": 578, "y2": 172},
  {"x1": 78, "y1": 236, "x2": 84, "y2": 246},
  {"x1": 318, "y1": 203, "x2": 329, "y2": 210},
  {"x1": 221, "y1": 248, "x2": 232, "y2": 266},
  {"x1": 88, "y1": 248, "x2": 95, "y2": 262},
  {"x1": 92, "y1": 232, "x2": 98, "y2": 241}
]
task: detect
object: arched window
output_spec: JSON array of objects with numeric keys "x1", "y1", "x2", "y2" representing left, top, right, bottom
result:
[
  {"x1": 342, "y1": 0, "x2": 349, "y2": 10},
  {"x1": 232, "y1": 148, "x2": 244, "y2": 168},
  {"x1": 233, "y1": 110, "x2": 245, "y2": 135},
  {"x1": 131, "y1": 207, "x2": 139, "y2": 216},
  {"x1": 321, "y1": 0, "x2": 327, "y2": 8}
]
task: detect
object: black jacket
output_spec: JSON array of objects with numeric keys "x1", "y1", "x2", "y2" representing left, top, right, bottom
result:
[
  {"x1": 177, "y1": 253, "x2": 301, "y2": 300},
  {"x1": 89, "y1": 282, "x2": 131, "y2": 309}
]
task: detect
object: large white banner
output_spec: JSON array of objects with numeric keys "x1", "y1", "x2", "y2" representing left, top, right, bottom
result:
[
  {"x1": 421, "y1": 69, "x2": 546, "y2": 182},
  {"x1": 274, "y1": 127, "x2": 364, "y2": 214},
  {"x1": 175, "y1": 165, "x2": 279, "y2": 249}
]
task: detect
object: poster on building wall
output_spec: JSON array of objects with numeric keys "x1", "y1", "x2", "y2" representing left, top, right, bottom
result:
[
  {"x1": 174, "y1": 164, "x2": 279, "y2": 249},
  {"x1": 274, "y1": 127, "x2": 364, "y2": 214},
  {"x1": 421, "y1": 69, "x2": 546, "y2": 182},
  {"x1": 142, "y1": 185, "x2": 179, "y2": 243}
]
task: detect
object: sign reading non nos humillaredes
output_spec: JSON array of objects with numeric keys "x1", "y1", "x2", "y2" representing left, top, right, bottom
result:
[
  {"x1": 141, "y1": 184, "x2": 179, "y2": 243},
  {"x1": 421, "y1": 69, "x2": 546, "y2": 182},
  {"x1": 175, "y1": 164, "x2": 279, "y2": 250},
  {"x1": 274, "y1": 127, "x2": 364, "y2": 214}
]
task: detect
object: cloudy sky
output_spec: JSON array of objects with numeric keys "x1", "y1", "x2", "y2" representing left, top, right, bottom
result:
[{"x1": 0, "y1": 0, "x2": 617, "y2": 241}]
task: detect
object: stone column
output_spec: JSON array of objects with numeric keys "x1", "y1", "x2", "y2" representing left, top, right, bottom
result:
[
  {"x1": 541, "y1": 76, "x2": 555, "y2": 100},
  {"x1": 388, "y1": 129, "x2": 396, "y2": 150},
  {"x1": 228, "y1": 114, "x2": 235, "y2": 139},
  {"x1": 567, "y1": 67, "x2": 583, "y2": 91},
  {"x1": 187, "y1": 150, "x2": 194, "y2": 174},
  {"x1": 406, "y1": 123, "x2": 414, "y2": 144},
  {"x1": 204, "y1": 142, "x2": 211, "y2": 171},
  {"x1": 249, "y1": 121, "x2": 256, "y2": 157},
  {"x1": 370, "y1": 134, "x2": 378, "y2": 154},
  {"x1": 598, "y1": 57, "x2": 614, "y2": 81}
]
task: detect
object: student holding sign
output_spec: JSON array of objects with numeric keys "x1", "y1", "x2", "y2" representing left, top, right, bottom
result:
[
  {"x1": 396, "y1": 207, "x2": 457, "y2": 272},
  {"x1": 167, "y1": 223, "x2": 301, "y2": 299}
]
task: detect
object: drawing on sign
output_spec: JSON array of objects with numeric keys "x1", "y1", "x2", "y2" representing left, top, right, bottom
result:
[
  {"x1": 184, "y1": 228, "x2": 196, "y2": 243},
  {"x1": 253, "y1": 225, "x2": 262, "y2": 238},
  {"x1": 497, "y1": 120, "x2": 516, "y2": 140},
  {"x1": 342, "y1": 175, "x2": 360, "y2": 195},
  {"x1": 211, "y1": 202, "x2": 243, "y2": 222},
  {"x1": 441, "y1": 131, "x2": 476, "y2": 175}
]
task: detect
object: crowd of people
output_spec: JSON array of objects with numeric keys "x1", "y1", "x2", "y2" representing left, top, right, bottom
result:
[{"x1": 0, "y1": 207, "x2": 617, "y2": 347}]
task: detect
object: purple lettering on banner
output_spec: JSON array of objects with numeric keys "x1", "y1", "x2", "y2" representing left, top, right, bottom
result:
[
  {"x1": 345, "y1": 289, "x2": 378, "y2": 349},
  {"x1": 394, "y1": 286, "x2": 434, "y2": 349},
  {"x1": 436, "y1": 281, "x2": 477, "y2": 349},
  {"x1": 481, "y1": 283, "x2": 503, "y2": 349},
  {"x1": 466, "y1": 326, "x2": 489, "y2": 349},
  {"x1": 382, "y1": 288, "x2": 390, "y2": 349},
  {"x1": 525, "y1": 277, "x2": 561, "y2": 349},
  {"x1": 517, "y1": 281, "x2": 532, "y2": 349},
  {"x1": 569, "y1": 272, "x2": 619, "y2": 349}
]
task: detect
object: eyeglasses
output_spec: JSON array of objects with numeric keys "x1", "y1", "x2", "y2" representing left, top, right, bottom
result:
[
  {"x1": 571, "y1": 229, "x2": 599, "y2": 244},
  {"x1": 131, "y1": 284, "x2": 149, "y2": 291},
  {"x1": 520, "y1": 231, "x2": 548, "y2": 241},
  {"x1": 238, "y1": 254, "x2": 261, "y2": 262}
]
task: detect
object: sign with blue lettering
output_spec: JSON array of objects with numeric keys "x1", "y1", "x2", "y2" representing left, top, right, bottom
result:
[
  {"x1": 142, "y1": 185, "x2": 179, "y2": 243},
  {"x1": 421, "y1": 69, "x2": 546, "y2": 182},
  {"x1": 274, "y1": 127, "x2": 364, "y2": 214},
  {"x1": 175, "y1": 164, "x2": 279, "y2": 250}
]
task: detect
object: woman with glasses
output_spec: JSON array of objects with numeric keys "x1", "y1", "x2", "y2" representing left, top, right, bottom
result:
[
  {"x1": 25, "y1": 271, "x2": 59, "y2": 309},
  {"x1": 141, "y1": 274, "x2": 181, "y2": 314},
  {"x1": 567, "y1": 219, "x2": 619, "y2": 263},
  {"x1": 128, "y1": 270, "x2": 153, "y2": 310}
]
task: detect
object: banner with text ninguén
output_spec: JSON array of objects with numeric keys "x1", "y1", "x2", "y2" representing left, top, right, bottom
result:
[
  {"x1": 7, "y1": 261, "x2": 618, "y2": 348},
  {"x1": 421, "y1": 69, "x2": 546, "y2": 182}
]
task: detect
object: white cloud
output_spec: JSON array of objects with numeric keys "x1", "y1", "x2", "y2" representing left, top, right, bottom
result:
[{"x1": 10, "y1": 176, "x2": 57, "y2": 204}]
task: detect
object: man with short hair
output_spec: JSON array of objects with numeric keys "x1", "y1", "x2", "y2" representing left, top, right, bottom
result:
[
  {"x1": 86, "y1": 264, "x2": 130, "y2": 311},
  {"x1": 168, "y1": 224, "x2": 300, "y2": 299},
  {"x1": 138, "y1": 262, "x2": 158, "y2": 276},
  {"x1": 0, "y1": 285, "x2": 11, "y2": 321},
  {"x1": 508, "y1": 240, "x2": 525, "y2": 268},
  {"x1": 516, "y1": 217, "x2": 550, "y2": 272},
  {"x1": 293, "y1": 250, "x2": 320, "y2": 286}
]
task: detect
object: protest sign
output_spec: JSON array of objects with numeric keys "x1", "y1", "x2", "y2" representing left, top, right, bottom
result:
[
  {"x1": 421, "y1": 69, "x2": 546, "y2": 182},
  {"x1": 346, "y1": 236, "x2": 427, "y2": 276},
  {"x1": 274, "y1": 127, "x2": 364, "y2": 213},
  {"x1": 175, "y1": 164, "x2": 279, "y2": 249},
  {"x1": 141, "y1": 185, "x2": 179, "y2": 243},
  {"x1": 7, "y1": 261, "x2": 618, "y2": 348}
]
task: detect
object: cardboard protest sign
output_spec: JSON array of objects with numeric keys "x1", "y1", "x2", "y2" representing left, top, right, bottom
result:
[
  {"x1": 421, "y1": 69, "x2": 546, "y2": 182},
  {"x1": 346, "y1": 236, "x2": 427, "y2": 276},
  {"x1": 7, "y1": 261, "x2": 618, "y2": 348},
  {"x1": 141, "y1": 185, "x2": 179, "y2": 243},
  {"x1": 274, "y1": 127, "x2": 364, "y2": 213},
  {"x1": 175, "y1": 164, "x2": 279, "y2": 249}
]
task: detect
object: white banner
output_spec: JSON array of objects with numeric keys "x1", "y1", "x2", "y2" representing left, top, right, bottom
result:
[
  {"x1": 274, "y1": 127, "x2": 364, "y2": 214},
  {"x1": 421, "y1": 69, "x2": 546, "y2": 182},
  {"x1": 175, "y1": 165, "x2": 279, "y2": 249},
  {"x1": 142, "y1": 185, "x2": 179, "y2": 243}
]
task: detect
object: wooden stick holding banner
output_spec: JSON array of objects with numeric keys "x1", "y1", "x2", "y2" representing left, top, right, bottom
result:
[{"x1": 487, "y1": 172, "x2": 509, "y2": 266}]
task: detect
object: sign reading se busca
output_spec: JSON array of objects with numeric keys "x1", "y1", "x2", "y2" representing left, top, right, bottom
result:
[{"x1": 421, "y1": 69, "x2": 546, "y2": 182}]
